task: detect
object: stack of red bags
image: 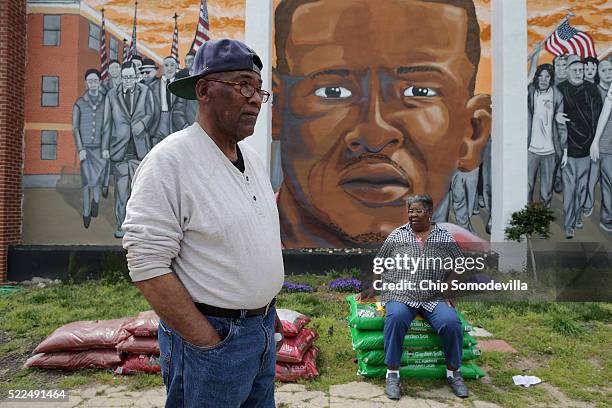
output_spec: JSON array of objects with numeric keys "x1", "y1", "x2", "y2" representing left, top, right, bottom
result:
[
  {"x1": 275, "y1": 309, "x2": 320, "y2": 382},
  {"x1": 114, "y1": 310, "x2": 161, "y2": 375},
  {"x1": 24, "y1": 318, "x2": 132, "y2": 370}
]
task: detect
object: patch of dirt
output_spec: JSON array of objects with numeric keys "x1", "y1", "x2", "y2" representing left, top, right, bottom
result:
[
  {"x1": 539, "y1": 383, "x2": 596, "y2": 408},
  {"x1": 509, "y1": 355, "x2": 543, "y2": 373},
  {"x1": 587, "y1": 357, "x2": 603, "y2": 370}
]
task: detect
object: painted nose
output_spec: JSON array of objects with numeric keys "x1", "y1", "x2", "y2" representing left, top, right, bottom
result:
[{"x1": 344, "y1": 90, "x2": 403, "y2": 155}]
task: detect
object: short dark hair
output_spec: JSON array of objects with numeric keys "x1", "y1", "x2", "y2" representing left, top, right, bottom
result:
[
  {"x1": 406, "y1": 195, "x2": 434, "y2": 212},
  {"x1": 84, "y1": 68, "x2": 101, "y2": 80},
  {"x1": 532, "y1": 64, "x2": 554, "y2": 88},
  {"x1": 274, "y1": 0, "x2": 481, "y2": 93},
  {"x1": 121, "y1": 61, "x2": 137, "y2": 71},
  {"x1": 582, "y1": 56, "x2": 599, "y2": 66},
  {"x1": 108, "y1": 59, "x2": 120, "y2": 67},
  {"x1": 131, "y1": 55, "x2": 143, "y2": 63}
]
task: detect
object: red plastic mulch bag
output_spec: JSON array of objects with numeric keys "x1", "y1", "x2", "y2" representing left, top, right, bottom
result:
[
  {"x1": 122, "y1": 310, "x2": 160, "y2": 337},
  {"x1": 277, "y1": 308, "x2": 311, "y2": 337},
  {"x1": 276, "y1": 346, "x2": 319, "y2": 382},
  {"x1": 116, "y1": 335, "x2": 160, "y2": 355},
  {"x1": 114, "y1": 354, "x2": 161, "y2": 375},
  {"x1": 33, "y1": 318, "x2": 132, "y2": 353},
  {"x1": 277, "y1": 328, "x2": 319, "y2": 363},
  {"x1": 24, "y1": 350, "x2": 122, "y2": 370}
]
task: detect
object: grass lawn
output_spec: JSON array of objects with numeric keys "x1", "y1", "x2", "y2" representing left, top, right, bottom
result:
[{"x1": 0, "y1": 272, "x2": 611, "y2": 408}]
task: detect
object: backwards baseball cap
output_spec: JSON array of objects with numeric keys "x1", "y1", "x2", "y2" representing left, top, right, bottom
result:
[
  {"x1": 168, "y1": 38, "x2": 263, "y2": 100},
  {"x1": 566, "y1": 54, "x2": 583, "y2": 67}
]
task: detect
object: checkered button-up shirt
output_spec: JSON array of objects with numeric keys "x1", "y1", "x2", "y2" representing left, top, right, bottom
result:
[{"x1": 379, "y1": 223, "x2": 464, "y2": 312}]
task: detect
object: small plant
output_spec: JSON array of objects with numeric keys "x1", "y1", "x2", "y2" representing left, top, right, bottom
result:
[
  {"x1": 328, "y1": 278, "x2": 362, "y2": 292},
  {"x1": 282, "y1": 282, "x2": 314, "y2": 293},
  {"x1": 505, "y1": 202, "x2": 555, "y2": 276}
]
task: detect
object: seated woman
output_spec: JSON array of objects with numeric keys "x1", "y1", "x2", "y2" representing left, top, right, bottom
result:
[{"x1": 358, "y1": 194, "x2": 469, "y2": 400}]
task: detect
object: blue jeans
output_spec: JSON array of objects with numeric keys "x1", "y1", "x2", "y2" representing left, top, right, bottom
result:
[
  {"x1": 158, "y1": 307, "x2": 277, "y2": 408},
  {"x1": 383, "y1": 301, "x2": 463, "y2": 369}
]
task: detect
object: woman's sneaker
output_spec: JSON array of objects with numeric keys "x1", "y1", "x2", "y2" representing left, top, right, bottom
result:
[
  {"x1": 385, "y1": 372, "x2": 401, "y2": 400},
  {"x1": 447, "y1": 371, "x2": 469, "y2": 398}
]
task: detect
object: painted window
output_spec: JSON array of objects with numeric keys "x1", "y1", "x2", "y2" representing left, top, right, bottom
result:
[
  {"x1": 41, "y1": 130, "x2": 58, "y2": 160},
  {"x1": 88, "y1": 23, "x2": 100, "y2": 51},
  {"x1": 109, "y1": 37, "x2": 119, "y2": 60},
  {"x1": 41, "y1": 76, "x2": 59, "y2": 107},
  {"x1": 43, "y1": 15, "x2": 60, "y2": 46}
]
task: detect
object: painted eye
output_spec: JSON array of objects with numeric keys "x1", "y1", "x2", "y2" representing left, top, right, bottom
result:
[
  {"x1": 314, "y1": 86, "x2": 352, "y2": 99},
  {"x1": 403, "y1": 86, "x2": 438, "y2": 97}
]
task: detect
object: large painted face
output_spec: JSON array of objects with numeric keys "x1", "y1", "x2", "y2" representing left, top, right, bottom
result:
[
  {"x1": 85, "y1": 72, "x2": 101, "y2": 93},
  {"x1": 537, "y1": 70, "x2": 551, "y2": 91},
  {"x1": 584, "y1": 61, "x2": 598, "y2": 82},
  {"x1": 275, "y1": 0, "x2": 487, "y2": 244},
  {"x1": 568, "y1": 63, "x2": 584, "y2": 85},
  {"x1": 554, "y1": 58, "x2": 568, "y2": 80},
  {"x1": 599, "y1": 60, "x2": 612, "y2": 86},
  {"x1": 121, "y1": 67, "x2": 137, "y2": 92},
  {"x1": 164, "y1": 58, "x2": 178, "y2": 79}
]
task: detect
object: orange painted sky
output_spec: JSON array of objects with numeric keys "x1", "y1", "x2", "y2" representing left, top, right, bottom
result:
[
  {"x1": 85, "y1": 0, "x2": 610, "y2": 93},
  {"x1": 85, "y1": 0, "x2": 245, "y2": 63}
]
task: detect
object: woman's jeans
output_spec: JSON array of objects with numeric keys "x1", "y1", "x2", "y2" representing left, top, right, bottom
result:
[{"x1": 383, "y1": 301, "x2": 463, "y2": 369}]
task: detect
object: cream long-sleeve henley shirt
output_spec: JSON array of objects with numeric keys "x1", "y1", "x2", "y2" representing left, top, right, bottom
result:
[{"x1": 122, "y1": 123, "x2": 284, "y2": 309}]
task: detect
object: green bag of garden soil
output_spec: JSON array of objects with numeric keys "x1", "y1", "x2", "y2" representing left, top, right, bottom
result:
[
  {"x1": 350, "y1": 327, "x2": 478, "y2": 351},
  {"x1": 356, "y1": 346, "x2": 481, "y2": 366},
  {"x1": 357, "y1": 361, "x2": 486, "y2": 379},
  {"x1": 346, "y1": 295, "x2": 473, "y2": 332}
]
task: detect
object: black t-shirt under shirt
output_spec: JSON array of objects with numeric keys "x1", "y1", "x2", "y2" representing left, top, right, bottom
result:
[{"x1": 231, "y1": 145, "x2": 245, "y2": 173}]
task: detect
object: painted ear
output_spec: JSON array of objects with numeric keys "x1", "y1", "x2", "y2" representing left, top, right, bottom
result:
[
  {"x1": 272, "y1": 69, "x2": 283, "y2": 141},
  {"x1": 457, "y1": 93, "x2": 492, "y2": 172}
]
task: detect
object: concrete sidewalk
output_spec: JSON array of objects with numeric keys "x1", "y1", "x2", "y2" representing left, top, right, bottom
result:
[{"x1": 2, "y1": 382, "x2": 500, "y2": 407}]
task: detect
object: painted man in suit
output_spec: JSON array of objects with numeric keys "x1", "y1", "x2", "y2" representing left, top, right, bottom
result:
[
  {"x1": 102, "y1": 61, "x2": 154, "y2": 238},
  {"x1": 72, "y1": 68, "x2": 108, "y2": 229},
  {"x1": 149, "y1": 56, "x2": 179, "y2": 146}
]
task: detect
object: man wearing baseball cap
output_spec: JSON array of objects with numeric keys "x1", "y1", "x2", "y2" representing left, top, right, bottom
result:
[
  {"x1": 122, "y1": 39, "x2": 284, "y2": 407},
  {"x1": 557, "y1": 54, "x2": 603, "y2": 239}
]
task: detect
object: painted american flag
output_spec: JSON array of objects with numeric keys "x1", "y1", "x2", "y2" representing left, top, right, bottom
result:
[
  {"x1": 99, "y1": 8, "x2": 109, "y2": 80},
  {"x1": 190, "y1": 0, "x2": 210, "y2": 54},
  {"x1": 545, "y1": 20, "x2": 596, "y2": 58},
  {"x1": 171, "y1": 13, "x2": 179, "y2": 61},
  {"x1": 126, "y1": 1, "x2": 138, "y2": 61}
]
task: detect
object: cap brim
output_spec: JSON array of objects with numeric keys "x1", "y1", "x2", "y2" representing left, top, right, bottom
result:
[{"x1": 168, "y1": 75, "x2": 201, "y2": 100}]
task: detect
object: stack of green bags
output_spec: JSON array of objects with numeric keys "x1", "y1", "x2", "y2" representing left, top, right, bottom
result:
[{"x1": 346, "y1": 294, "x2": 486, "y2": 379}]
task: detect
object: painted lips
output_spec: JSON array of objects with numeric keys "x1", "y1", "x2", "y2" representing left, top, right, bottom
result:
[{"x1": 338, "y1": 162, "x2": 411, "y2": 206}]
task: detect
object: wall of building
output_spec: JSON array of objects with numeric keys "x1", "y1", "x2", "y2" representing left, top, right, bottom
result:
[
  {"x1": 0, "y1": 0, "x2": 27, "y2": 282},
  {"x1": 5, "y1": 0, "x2": 611, "y2": 275}
]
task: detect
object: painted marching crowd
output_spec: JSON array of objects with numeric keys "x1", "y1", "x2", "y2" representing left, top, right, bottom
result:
[
  {"x1": 528, "y1": 48, "x2": 612, "y2": 238},
  {"x1": 72, "y1": 6, "x2": 203, "y2": 239}
]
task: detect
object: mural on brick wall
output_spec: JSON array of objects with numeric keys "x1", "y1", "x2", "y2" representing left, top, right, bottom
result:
[
  {"x1": 271, "y1": 0, "x2": 494, "y2": 248},
  {"x1": 526, "y1": 0, "x2": 612, "y2": 242},
  {"x1": 23, "y1": 0, "x2": 244, "y2": 244},
  {"x1": 23, "y1": 0, "x2": 611, "y2": 246}
]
